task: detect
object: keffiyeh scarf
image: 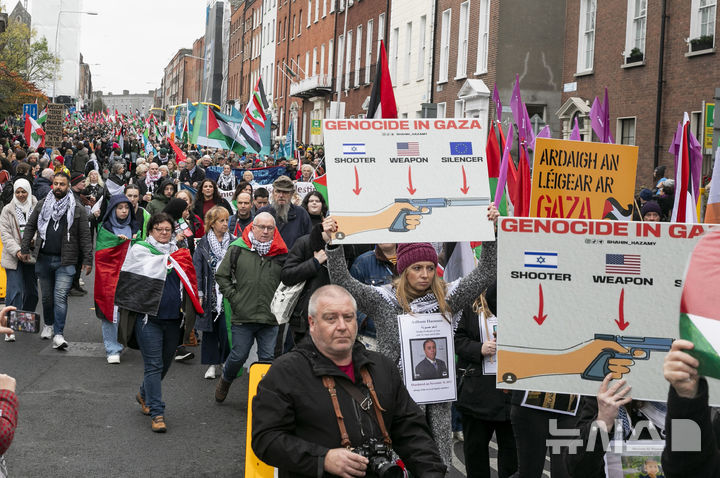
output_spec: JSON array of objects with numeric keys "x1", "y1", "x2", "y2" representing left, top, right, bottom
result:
[
  {"x1": 207, "y1": 231, "x2": 230, "y2": 269},
  {"x1": 217, "y1": 172, "x2": 236, "y2": 191},
  {"x1": 248, "y1": 230, "x2": 272, "y2": 256},
  {"x1": 37, "y1": 192, "x2": 75, "y2": 241}
]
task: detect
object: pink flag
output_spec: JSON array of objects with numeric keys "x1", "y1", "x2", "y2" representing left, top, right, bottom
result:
[
  {"x1": 494, "y1": 124, "x2": 515, "y2": 209},
  {"x1": 570, "y1": 117, "x2": 581, "y2": 141}
]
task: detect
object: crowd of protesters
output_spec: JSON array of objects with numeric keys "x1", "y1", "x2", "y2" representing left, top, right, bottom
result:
[{"x1": 0, "y1": 116, "x2": 713, "y2": 478}]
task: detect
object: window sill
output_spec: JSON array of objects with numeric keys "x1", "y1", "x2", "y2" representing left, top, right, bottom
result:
[
  {"x1": 474, "y1": 70, "x2": 488, "y2": 76},
  {"x1": 436, "y1": 80, "x2": 448, "y2": 85},
  {"x1": 574, "y1": 70, "x2": 593, "y2": 77},
  {"x1": 685, "y1": 48, "x2": 715, "y2": 57},
  {"x1": 621, "y1": 60, "x2": 645, "y2": 69},
  {"x1": 454, "y1": 75, "x2": 467, "y2": 81}
]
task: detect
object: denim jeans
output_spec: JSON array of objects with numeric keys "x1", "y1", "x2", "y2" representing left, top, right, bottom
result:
[
  {"x1": 101, "y1": 317, "x2": 123, "y2": 356},
  {"x1": 222, "y1": 323, "x2": 278, "y2": 382},
  {"x1": 135, "y1": 316, "x2": 181, "y2": 418},
  {"x1": 35, "y1": 253, "x2": 75, "y2": 335},
  {"x1": 200, "y1": 312, "x2": 230, "y2": 365},
  {"x1": 5, "y1": 262, "x2": 38, "y2": 311}
]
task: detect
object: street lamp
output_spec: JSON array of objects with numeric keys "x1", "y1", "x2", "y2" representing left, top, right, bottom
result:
[{"x1": 53, "y1": 10, "x2": 98, "y2": 102}]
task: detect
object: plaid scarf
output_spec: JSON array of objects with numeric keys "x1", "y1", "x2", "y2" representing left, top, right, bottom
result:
[
  {"x1": 248, "y1": 230, "x2": 272, "y2": 256},
  {"x1": 37, "y1": 192, "x2": 75, "y2": 241}
]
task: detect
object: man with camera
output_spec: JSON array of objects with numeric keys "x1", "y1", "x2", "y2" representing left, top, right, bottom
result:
[{"x1": 251, "y1": 285, "x2": 446, "y2": 477}]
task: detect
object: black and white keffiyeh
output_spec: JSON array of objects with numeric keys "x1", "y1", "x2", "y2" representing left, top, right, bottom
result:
[
  {"x1": 207, "y1": 231, "x2": 230, "y2": 268},
  {"x1": 217, "y1": 172, "x2": 236, "y2": 191},
  {"x1": 248, "y1": 230, "x2": 272, "y2": 256},
  {"x1": 37, "y1": 192, "x2": 75, "y2": 241}
]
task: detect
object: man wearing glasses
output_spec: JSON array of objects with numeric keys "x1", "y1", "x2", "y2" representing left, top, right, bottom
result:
[
  {"x1": 257, "y1": 175, "x2": 312, "y2": 250},
  {"x1": 213, "y1": 212, "x2": 289, "y2": 402}
]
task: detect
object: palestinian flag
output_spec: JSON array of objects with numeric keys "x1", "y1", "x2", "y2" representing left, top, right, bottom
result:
[
  {"x1": 679, "y1": 228, "x2": 720, "y2": 379},
  {"x1": 94, "y1": 228, "x2": 131, "y2": 322},
  {"x1": 671, "y1": 113, "x2": 699, "y2": 223},
  {"x1": 115, "y1": 241, "x2": 203, "y2": 316},
  {"x1": 367, "y1": 40, "x2": 398, "y2": 119},
  {"x1": 313, "y1": 174, "x2": 328, "y2": 205}
]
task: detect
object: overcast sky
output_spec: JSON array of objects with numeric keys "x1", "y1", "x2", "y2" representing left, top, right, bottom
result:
[{"x1": 4, "y1": 0, "x2": 208, "y2": 95}]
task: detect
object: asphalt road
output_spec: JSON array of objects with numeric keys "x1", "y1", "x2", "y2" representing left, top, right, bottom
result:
[{"x1": 0, "y1": 271, "x2": 490, "y2": 477}]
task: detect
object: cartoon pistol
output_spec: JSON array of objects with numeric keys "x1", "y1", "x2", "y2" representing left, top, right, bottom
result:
[
  {"x1": 389, "y1": 197, "x2": 490, "y2": 232},
  {"x1": 581, "y1": 334, "x2": 673, "y2": 381}
]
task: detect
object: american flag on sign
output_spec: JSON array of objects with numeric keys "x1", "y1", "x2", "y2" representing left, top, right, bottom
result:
[
  {"x1": 605, "y1": 254, "x2": 641, "y2": 275},
  {"x1": 397, "y1": 142, "x2": 420, "y2": 156}
]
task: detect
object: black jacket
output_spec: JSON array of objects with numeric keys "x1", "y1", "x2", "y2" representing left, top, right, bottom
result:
[
  {"x1": 414, "y1": 357, "x2": 448, "y2": 380},
  {"x1": 455, "y1": 304, "x2": 512, "y2": 421},
  {"x1": 21, "y1": 198, "x2": 93, "y2": 266},
  {"x1": 280, "y1": 225, "x2": 330, "y2": 333},
  {"x1": 179, "y1": 166, "x2": 205, "y2": 185},
  {"x1": 257, "y1": 203, "x2": 312, "y2": 250},
  {"x1": 251, "y1": 338, "x2": 447, "y2": 478}
]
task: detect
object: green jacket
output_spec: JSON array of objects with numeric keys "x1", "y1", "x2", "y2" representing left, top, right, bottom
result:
[{"x1": 215, "y1": 230, "x2": 288, "y2": 326}]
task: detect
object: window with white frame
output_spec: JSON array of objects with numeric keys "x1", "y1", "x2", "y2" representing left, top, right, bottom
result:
[
  {"x1": 320, "y1": 44, "x2": 325, "y2": 75},
  {"x1": 315, "y1": 0, "x2": 319, "y2": 22},
  {"x1": 345, "y1": 29, "x2": 353, "y2": 89},
  {"x1": 305, "y1": 51, "x2": 310, "y2": 78},
  {"x1": 404, "y1": 22, "x2": 412, "y2": 84},
  {"x1": 624, "y1": 0, "x2": 646, "y2": 62},
  {"x1": 355, "y1": 25, "x2": 362, "y2": 87},
  {"x1": 456, "y1": 1, "x2": 469, "y2": 78},
  {"x1": 476, "y1": 0, "x2": 490, "y2": 73},
  {"x1": 329, "y1": 39, "x2": 334, "y2": 82},
  {"x1": 307, "y1": 1, "x2": 312, "y2": 26},
  {"x1": 323, "y1": 0, "x2": 327, "y2": 17},
  {"x1": 330, "y1": 0, "x2": 335, "y2": 13},
  {"x1": 576, "y1": 0, "x2": 597, "y2": 72},
  {"x1": 617, "y1": 117, "x2": 636, "y2": 145},
  {"x1": 366, "y1": 19, "x2": 374, "y2": 84},
  {"x1": 455, "y1": 99, "x2": 465, "y2": 118},
  {"x1": 418, "y1": 15, "x2": 426, "y2": 80},
  {"x1": 439, "y1": 9, "x2": 451, "y2": 83},
  {"x1": 690, "y1": 0, "x2": 717, "y2": 50},
  {"x1": 378, "y1": 13, "x2": 386, "y2": 58},
  {"x1": 437, "y1": 102, "x2": 446, "y2": 118},
  {"x1": 390, "y1": 27, "x2": 399, "y2": 85},
  {"x1": 312, "y1": 47, "x2": 317, "y2": 77},
  {"x1": 337, "y1": 35, "x2": 344, "y2": 85}
]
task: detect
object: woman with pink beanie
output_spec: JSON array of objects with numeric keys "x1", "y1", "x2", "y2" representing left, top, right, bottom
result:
[{"x1": 322, "y1": 205, "x2": 499, "y2": 467}]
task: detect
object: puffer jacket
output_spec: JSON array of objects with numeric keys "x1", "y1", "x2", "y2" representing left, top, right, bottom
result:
[
  {"x1": 251, "y1": 338, "x2": 447, "y2": 478},
  {"x1": 215, "y1": 226, "x2": 288, "y2": 326},
  {"x1": 193, "y1": 232, "x2": 236, "y2": 332},
  {"x1": 0, "y1": 197, "x2": 37, "y2": 270}
]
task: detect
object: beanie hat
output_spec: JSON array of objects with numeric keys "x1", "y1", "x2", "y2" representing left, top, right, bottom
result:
[
  {"x1": 639, "y1": 188, "x2": 653, "y2": 201},
  {"x1": 641, "y1": 200, "x2": 662, "y2": 218},
  {"x1": 162, "y1": 198, "x2": 188, "y2": 221},
  {"x1": 55, "y1": 155, "x2": 64, "y2": 164},
  {"x1": 71, "y1": 172, "x2": 85, "y2": 186},
  {"x1": 396, "y1": 243, "x2": 438, "y2": 275}
]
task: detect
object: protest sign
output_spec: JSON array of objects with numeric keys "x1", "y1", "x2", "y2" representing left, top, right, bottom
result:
[
  {"x1": 294, "y1": 181, "x2": 315, "y2": 201},
  {"x1": 530, "y1": 138, "x2": 638, "y2": 220},
  {"x1": 204, "y1": 165, "x2": 287, "y2": 186},
  {"x1": 44, "y1": 103, "x2": 64, "y2": 149},
  {"x1": 323, "y1": 119, "x2": 494, "y2": 244},
  {"x1": 496, "y1": 217, "x2": 720, "y2": 402},
  {"x1": 398, "y1": 313, "x2": 456, "y2": 404}
]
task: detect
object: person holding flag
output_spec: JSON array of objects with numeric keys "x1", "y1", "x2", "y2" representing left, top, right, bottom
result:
[{"x1": 114, "y1": 212, "x2": 203, "y2": 433}]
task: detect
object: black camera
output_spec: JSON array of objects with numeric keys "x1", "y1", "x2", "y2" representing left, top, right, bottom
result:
[{"x1": 353, "y1": 438, "x2": 403, "y2": 478}]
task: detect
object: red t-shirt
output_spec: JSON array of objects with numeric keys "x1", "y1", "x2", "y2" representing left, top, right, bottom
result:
[
  {"x1": 202, "y1": 199, "x2": 215, "y2": 218},
  {"x1": 338, "y1": 362, "x2": 355, "y2": 383}
]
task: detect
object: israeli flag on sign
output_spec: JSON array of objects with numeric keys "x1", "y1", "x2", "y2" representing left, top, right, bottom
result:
[
  {"x1": 343, "y1": 143, "x2": 366, "y2": 155},
  {"x1": 524, "y1": 251, "x2": 558, "y2": 269}
]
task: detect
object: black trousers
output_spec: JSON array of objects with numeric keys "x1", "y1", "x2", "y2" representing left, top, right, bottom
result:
[
  {"x1": 461, "y1": 413, "x2": 517, "y2": 478},
  {"x1": 510, "y1": 404, "x2": 576, "y2": 478}
]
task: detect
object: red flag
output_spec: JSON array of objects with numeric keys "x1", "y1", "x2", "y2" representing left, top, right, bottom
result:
[
  {"x1": 169, "y1": 248, "x2": 204, "y2": 314},
  {"x1": 168, "y1": 138, "x2": 186, "y2": 162},
  {"x1": 513, "y1": 147, "x2": 532, "y2": 217},
  {"x1": 486, "y1": 122, "x2": 501, "y2": 178},
  {"x1": 367, "y1": 40, "x2": 398, "y2": 119},
  {"x1": 672, "y1": 117, "x2": 695, "y2": 223}
]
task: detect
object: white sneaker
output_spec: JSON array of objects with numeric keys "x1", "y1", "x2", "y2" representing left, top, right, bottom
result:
[
  {"x1": 79, "y1": 278, "x2": 85, "y2": 286},
  {"x1": 107, "y1": 354, "x2": 120, "y2": 364},
  {"x1": 4, "y1": 334, "x2": 15, "y2": 342},
  {"x1": 204, "y1": 365, "x2": 217, "y2": 379},
  {"x1": 40, "y1": 325, "x2": 53, "y2": 340},
  {"x1": 52, "y1": 334, "x2": 68, "y2": 350}
]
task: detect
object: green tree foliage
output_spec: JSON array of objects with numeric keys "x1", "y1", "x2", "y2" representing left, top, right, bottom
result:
[{"x1": 0, "y1": 20, "x2": 61, "y2": 85}]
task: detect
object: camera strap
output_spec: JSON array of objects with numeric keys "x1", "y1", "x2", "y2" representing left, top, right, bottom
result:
[{"x1": 321, "y1": 366, "x2": 392, "y2": 449}]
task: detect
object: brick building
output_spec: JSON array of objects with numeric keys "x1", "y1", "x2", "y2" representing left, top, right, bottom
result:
[
  {"x1": 162, "y1": 48, "x2": 192, "y2": 109},
  {"x1": 228, "y1": 6, "x2": 244, "y2": 107},
  {"x1": 239, "y1": 0, "x2": 263, "y2": 107},
  {"x1": 432, "y1": 0, "x2": 566, "y2": 136},
  {"x1": 559, "y1": 0, "x2": 719, "y2": 187},
  {"x1": 185, "y1": 36, "x2": 205, "y2": 104}
]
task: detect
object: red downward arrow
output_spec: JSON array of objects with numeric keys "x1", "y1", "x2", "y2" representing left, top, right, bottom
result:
[
  {"x1": 353, "y1": 166, "x2": 362, "y2": 195},
  {"x1": 615, "y1": 288, "x2": 629, "y2": 330},
  {"x1": 407, "y1": 166, "x2": 417, "y2": 195},
  {"x1": 533, "y1": 284, "x2": 547, "y2": 325},
  {"x1": 460, "y1": 165, "x2": 470, "y2": 194}
]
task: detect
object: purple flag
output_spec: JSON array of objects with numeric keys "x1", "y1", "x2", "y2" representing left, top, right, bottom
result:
[
  {"x1": 524, "y1": 104, "x2": 536, "y2": 150},
  {"x1": 509, "y1": 75, "x2": 525, "y2": 140},
  {"x1": 494, "y1": 124, "x2": 514, "y2": 209},
  {"x1": 493, "y1": 84, "x2": 502, "y2": 123},
  {"x1": 570, "y1": 117, "x2": 581, "y2": 140},
  {"x1": 590, "y1": 89, "x2": 615, "y2": 143},
  {"x1": 536, "y1": 125, "x2": 551, "y2": 139},
  {"x1": 602, "y1": 88, "x2": 615, "y2": 144}
]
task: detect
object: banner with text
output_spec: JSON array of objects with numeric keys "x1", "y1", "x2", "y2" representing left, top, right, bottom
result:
[
  {"x1": 496, "y1": 217, "x2": 720, "y2": 402},
  {"x1": 44, "y1": 103, "x2": 64, "y2": 149},
  {"x1": 323, "y1": 119, "x2": 494, "y2": 243},
  {"x1": 530, "y1": 138, "x2": 639, "y2": 220}
]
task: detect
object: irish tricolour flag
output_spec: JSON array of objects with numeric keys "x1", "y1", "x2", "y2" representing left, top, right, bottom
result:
[{"x1": 679, "y1": 229, "x2": 720, "y2": 378}]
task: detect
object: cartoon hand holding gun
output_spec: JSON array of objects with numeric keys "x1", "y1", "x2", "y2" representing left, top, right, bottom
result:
[
  {"x1": 497, "y1": 334, "x2": 673, "y2": 384},
  {"x1": 327, "y1": 197, "x2": 493, "y2": 239}
]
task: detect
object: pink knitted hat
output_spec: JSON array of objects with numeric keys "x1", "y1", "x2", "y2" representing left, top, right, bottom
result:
[{"x1": 396, "y1": 243, "x2": 438, "y2": 274}]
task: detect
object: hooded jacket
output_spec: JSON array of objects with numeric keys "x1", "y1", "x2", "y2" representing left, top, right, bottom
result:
[
  {"x1": 101, "y1": 194, "x2": 140, "y2": 237},
  {"x1": 215, "y1": 225, "x2": 288, "y2": 326},
  {"x1": 145, "y1": 178, "x2": 177, "y2": 216},
  {"x1": 251, "y1": 337, "x2": 447, "y2": 478}
]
